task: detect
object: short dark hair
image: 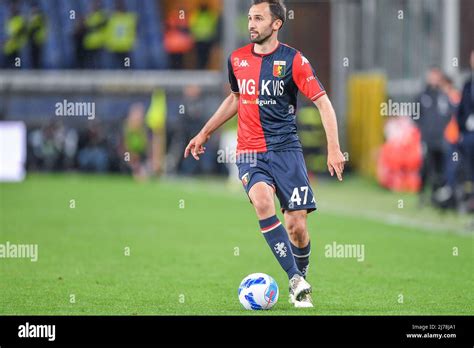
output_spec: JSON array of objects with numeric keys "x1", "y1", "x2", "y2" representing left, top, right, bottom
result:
[{"x1": 252, "y1": 0, "x2": 287, "y2": 26}]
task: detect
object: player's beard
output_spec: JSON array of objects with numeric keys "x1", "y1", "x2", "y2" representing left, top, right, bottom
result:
[{"x1": 249, "y1": 27, "x2": 274, "y2": 45}]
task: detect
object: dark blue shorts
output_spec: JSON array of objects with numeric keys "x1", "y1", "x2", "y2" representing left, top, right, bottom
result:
[{"x1": 236, "y1": 150, "x2": 316, "y2": 213}]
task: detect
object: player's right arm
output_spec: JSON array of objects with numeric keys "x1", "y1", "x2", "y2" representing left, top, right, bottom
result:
[
  {"x1": 184, "y1": 92, "x2": 239, "y2": 160},
  {"x1": 185, "y1": 54, "x2": 240, "y2": 160}
]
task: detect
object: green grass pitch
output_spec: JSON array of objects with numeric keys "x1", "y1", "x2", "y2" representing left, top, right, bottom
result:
[{"x1": 0, "y1": 174, "x2": 472, "y2": 315}]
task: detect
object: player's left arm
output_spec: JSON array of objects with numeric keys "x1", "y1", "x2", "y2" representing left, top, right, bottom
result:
[
  {"x1": 292, "y1": 51, "x2": 345, "y2": 181},
  {"x1": 314, "y1": 95, "x2": 345, "y2": 181}
]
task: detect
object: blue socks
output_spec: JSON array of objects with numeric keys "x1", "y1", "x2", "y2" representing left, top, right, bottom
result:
[
  {"x1": 259, "y1": 215, "x2": 302, "y2": 280},
  {"x1": 291, "y1": 241, "x2": 311, "y2": 278}
]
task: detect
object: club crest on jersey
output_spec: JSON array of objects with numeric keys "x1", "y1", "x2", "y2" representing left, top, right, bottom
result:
[
  {"x1": 273, "y1": 61, "x2": 286, "y2": 78},
  {"x1": 241, "y1": 173, "x2": 250, "y2": 187}
]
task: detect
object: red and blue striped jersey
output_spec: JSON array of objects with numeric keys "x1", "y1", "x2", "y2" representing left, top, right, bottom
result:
[{"x1": 228, "y1": 42, "x2": 326, "y2": 154}]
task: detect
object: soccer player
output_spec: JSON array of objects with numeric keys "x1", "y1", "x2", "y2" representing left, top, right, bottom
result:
[{"x1": 184, "y1": 0, "x2": 345, "y2": 308}]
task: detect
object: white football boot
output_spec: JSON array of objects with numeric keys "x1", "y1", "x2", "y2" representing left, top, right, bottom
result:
[
  {"x1": 294, "y1": 292, "x2": 314, "y2": 308},
  {"x1": 289, "y1": 274, "x2": 313, "y2": 308}
]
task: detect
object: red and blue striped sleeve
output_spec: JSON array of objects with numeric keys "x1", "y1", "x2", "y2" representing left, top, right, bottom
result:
[
  {"x1": 228, "y1": 55, "x2": 239, "y2": 93},
  {"x1": 292, "y1": 51, "x2": 326, "y2": 102}
]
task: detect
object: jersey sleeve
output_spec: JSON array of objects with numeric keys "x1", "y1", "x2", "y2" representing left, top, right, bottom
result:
[
  {"x1": 228, "y1": 55, "x2": 239, "y2": 93},
  {"x1": 292, "y1": 51, "x2": 326, "y2": 102}
]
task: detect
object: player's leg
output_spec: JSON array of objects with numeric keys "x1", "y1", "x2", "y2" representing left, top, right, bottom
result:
[
  {"x1": 237, "y1": 153, "x2": 311, "y2": 303},
  {"x1": 248, "y1": 181, "x2": 311, "y2": 303},
  {"x1": 248, "y1": 181, "x2": 276, "y2": 219},
  {"x1": 284, "y1": 209, "x2": 311, "y2": 279},
  {"x1": 248, "y1": 182, "x2": 302, "y2": 280},
  {"x1": 270, "y1": 150, "x2": 316, "y2": 307},
  {"x1": 283, "y1": 209, "x2": 313, "y2": 307}
]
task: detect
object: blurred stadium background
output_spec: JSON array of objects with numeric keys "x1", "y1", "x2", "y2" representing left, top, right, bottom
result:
[{"x1": 0, "y1": 0, "x2": 473, "y2": 315}]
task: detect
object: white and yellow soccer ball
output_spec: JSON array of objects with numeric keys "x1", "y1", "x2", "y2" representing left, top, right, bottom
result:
[{"x1": 238, "y1": 273, "x2": 279, "y2": 310}]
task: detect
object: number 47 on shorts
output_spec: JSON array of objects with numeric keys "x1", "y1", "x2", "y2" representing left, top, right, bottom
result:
[{"x1": 289, "y1": 186, "x2": 315, "y2": 207}]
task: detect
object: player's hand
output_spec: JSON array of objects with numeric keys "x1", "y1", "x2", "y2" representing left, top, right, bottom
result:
[
  {"x1": 327, "y1": 148, "x2": 345, "y2": 181},
  {"x1": 184, "y1": 132, "x2": 209, "y2": 160}
]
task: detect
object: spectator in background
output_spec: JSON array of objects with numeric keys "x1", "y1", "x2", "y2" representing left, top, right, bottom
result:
[
  {"x1": 73, "y1": 14, "x2": 87, "y2": 68},
  {"x1": 83, "y1": 0, "x2": 107, "y2": 69},
  {"x1": 457, "y1": 50, "x2": 474, "y2": 212},
  {"x1": 77, "y1": 122, "x2": 109, "y2": 172},
  {"x1": 218, "y1": 84, "x2": 239, "y2": 186},
  {"x1": 415, "y1": 67, "x2": 452, "y2": 206},
  {"x1": 27, "y1": 120, "x2": 78, "y2": 171},
  {"x1": 28, "y1": 3, "x2": 47, "y2": 69},
  {"x1": 435, "y1": 74, "x2": 462, "y2": 208},
  {"x1": 124, "y1": 103, "x2": 149, "y2": 181},
  {"x1": 190, "y1": 2, "x2": 219, "y2": 69},
  {"x1": 3, "y1": 2, "x2": 27, "y2": 68},
  {"x1": 179, "y1": 85, "x2": 216, "y2": 175},
  {"x1": 145, "y1": 90, "x2": 167, "y2": 176},
  {"x1": 105, "y1": 0, "x2": 137, "y2": 69},
  {"x1": 377, "y1": 116, "x2": 422, "y2": 193},
  {"x1": 163, "y1": 8, "x2": 194, "y2": 69}
]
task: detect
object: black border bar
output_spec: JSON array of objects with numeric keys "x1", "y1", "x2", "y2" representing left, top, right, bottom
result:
[{"x1": 0, "y1": 315, "x2": 473, "y2": 345}]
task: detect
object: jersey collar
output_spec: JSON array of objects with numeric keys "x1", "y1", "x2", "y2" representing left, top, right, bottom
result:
[{"x1": 251, "y1": 42, "x2": 281, "y2": 57}]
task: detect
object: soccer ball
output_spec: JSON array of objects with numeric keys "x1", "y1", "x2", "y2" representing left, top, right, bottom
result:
[{"x1": 238, "y1": 273, "x2": 279, "y2": 310}]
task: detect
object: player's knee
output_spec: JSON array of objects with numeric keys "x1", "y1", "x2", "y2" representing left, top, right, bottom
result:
[
  {"x1": 253, "y1": 196, "x2": 274, "y2": 217},
  {"x1": 286, "y1": 217, "x2": 306, "y2": 241}
]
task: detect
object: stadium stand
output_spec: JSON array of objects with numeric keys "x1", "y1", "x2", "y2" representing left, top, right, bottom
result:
[{"x1": 1, "y1": 0, "x2": 168, "y2": 69}]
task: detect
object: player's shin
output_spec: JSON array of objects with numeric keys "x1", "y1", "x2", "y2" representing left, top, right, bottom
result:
[
  {"x1": 291, "y1": 241, "x2": 311, "y2": 278},
  {"x1": 259, "y1": 215, "x2": 302, "y2": 279}
]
